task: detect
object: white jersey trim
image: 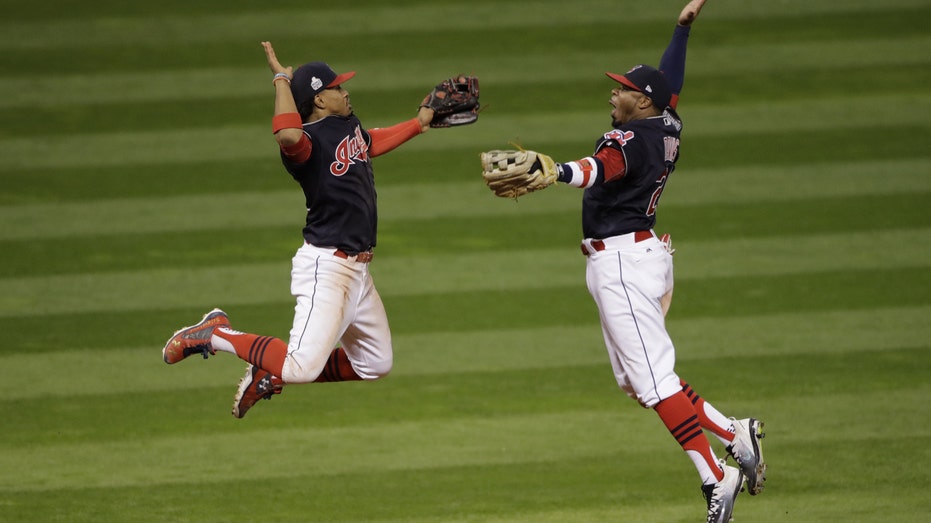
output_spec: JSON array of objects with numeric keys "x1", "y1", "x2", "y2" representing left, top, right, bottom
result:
[{"x1": 563, "y1": 157, "x2": 599, "y2": 188}]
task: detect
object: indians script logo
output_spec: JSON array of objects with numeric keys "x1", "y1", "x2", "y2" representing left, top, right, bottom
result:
[
  {"x1": 604, "y1": 129, "x2": 635, "y2": 146},
  {"x1": 330, "y1": 126, "x2": 369, "y2": 176}
]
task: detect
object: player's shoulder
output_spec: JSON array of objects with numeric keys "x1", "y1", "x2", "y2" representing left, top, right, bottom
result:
[{"x1": 628, "y1": 113, "x2": 681, "y2": 137}]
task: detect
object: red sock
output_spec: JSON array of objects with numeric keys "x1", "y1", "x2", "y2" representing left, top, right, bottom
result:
[
  {"x1": 655, "y1": 391, "x2": 724, "y2": 483},
  {"x1": 314, "y1": 347, "x2": 363, "y2": 382},
  {"x1": 681, "y1": 379, "x2": 734, "y2": 443},
  {"x1": 213, "y1": 328, "x2": 287, "y2": 377}
]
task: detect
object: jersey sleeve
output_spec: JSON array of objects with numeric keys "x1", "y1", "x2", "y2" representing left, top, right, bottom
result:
[
  {"x1": 272, "y1": 112, "x2": 312, "y2": 163},
  {"x1": 555, "y1": 147, "x2": 628, "y2": 189},
  {"x1": 280, "y1": 135, "x2": 312, "y2": 163},
  {"x1": 658, "y1": 24, "x2": 691, "y2": 110},
  {"x1": 368, "y1": 118, "x2": 423, "y2": 157}
]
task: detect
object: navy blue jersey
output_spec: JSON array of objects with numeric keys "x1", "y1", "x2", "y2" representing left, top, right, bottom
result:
[
  {"x1": 282, "y1": 114, "x2": 377, "y2": 254},
  {"x1": 582, "y1": 109, "x2": 682, "y2": 239}
]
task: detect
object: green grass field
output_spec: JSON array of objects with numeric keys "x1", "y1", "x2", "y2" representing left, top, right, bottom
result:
[{"x1": 2, "y1": 0, "x2": 929, "y2": 521}]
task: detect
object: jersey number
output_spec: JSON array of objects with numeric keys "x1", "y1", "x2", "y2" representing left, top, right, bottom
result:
[
  {"x1": 648, "y1": 137, "x2": 679, "y2": 216},
  {"x1": 647, "y1": 168, "x2": 670, "y2": 217}
]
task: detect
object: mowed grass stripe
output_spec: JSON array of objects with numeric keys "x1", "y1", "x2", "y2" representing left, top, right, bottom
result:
[
  {"x1": 0, "y1": 6, "x2": 925, "y2": 82},
  {"x1": 2, "y1": 382, "x2": 927, "y2": 492},
  {"x1": 7, "y1": 75, "x2": 930, "y2": 137},
  {"x1": 2, "y1": 196, "x2": 931, "y2": 277},
  {"x1": 1, "y1": 159, "x2": 928, "y2": 240},
  {"x1": 1, "y1": 31, "x2": 928, "y2": 109},
  {"x1": 0, "y1": 272, "x2": 927, "y2": 354},
  {"x1": 1, "y1": 444, "x2": 925, "y2": 523},
  {"x1": 0, "y1": 409, "x2": 671, "y2": 491},
  {"x1": 1, "y1": 150, "x2": 927, "y2": 203},
  {"x1": 2, "y1": 307, "x2": 926, "y2": 401},
  {"x1": 3, "y1": 0, "x2": 924, "y2": 49},
  {"x1": 4, "y1": 344, "x2": 927, "y2": 518},
  {"x1": 0, "y1": 1, "x2": 709, "y2": 49},
  {"x1": 0, "y1": 460, "x2": 708, "y2": 523},
  {"x1": 4, "y1": 64, "x2": 928, "y2": 138},
  {"x1": 0, "y1": 228, "x2": 927, "y2": 317},
  {"x1": 3, "y1": 95, "x2": 928, "y2": 167},
  {"x1": 1, "y1": 267, "x2": 917, "y2": 340}
]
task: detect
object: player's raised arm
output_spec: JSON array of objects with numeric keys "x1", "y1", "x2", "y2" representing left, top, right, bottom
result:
[
  {"x1": 262, "y1": 41, "x2": 305, "y2": 148},
  {"x1": 660, "y1": 0, "x2": 707, "y2": 109}
]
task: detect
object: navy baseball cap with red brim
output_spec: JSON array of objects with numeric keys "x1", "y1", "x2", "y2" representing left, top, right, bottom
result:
[
  {"x1": 606, "y1": 64, "x2": 671, "y2": 110},
  {"x1": 291, "y1": 61, "x2": 356, "y2": 110}
]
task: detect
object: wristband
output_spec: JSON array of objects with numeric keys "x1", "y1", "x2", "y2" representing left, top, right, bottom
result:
[{"x1": 273, "y1": 72, "x2": 291, "y2": 84}]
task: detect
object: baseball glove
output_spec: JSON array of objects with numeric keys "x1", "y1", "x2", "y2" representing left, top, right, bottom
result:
[
  {"x1": 480, "y1": 149, "x2": 558, "y2": 199},
  {"x1": 421, "y1": 75, "x2": 480, "y2": 128}
]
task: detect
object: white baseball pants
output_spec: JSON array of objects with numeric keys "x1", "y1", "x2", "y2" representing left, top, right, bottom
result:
[
  {"x1": 584, "y1": 232, "x2": 681, "y2": 408},
  {"x1": 281, "y1": 243, "x2": 393, "y2": 383}
]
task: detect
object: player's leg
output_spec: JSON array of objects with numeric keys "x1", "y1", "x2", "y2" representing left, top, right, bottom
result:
[
  {"x1": 337, "y1": 269, "x2": 393, "y2": 380},
  {"x1": 587, "y1": 247, "x2": 723, "y2": 484},
  {"x1": 587, "y1": 243, "x2": 744, "y2": 521},
  {"x1": 276, "y1": 244, "x2": 364, "y2": 383},
  {"x1": 227, "y1": 245, "x2": 368, "y2": 417},
  {"x1": 211, "y1": 245, "x2": 352, "y2": 383},
  {"x1": 681, "y1": 379, "x2": 768, "y2": 494},
  {"x1": 680, "y1": 380, "x2": 735, "y2": 445},
  {"x1": 162, "y1": 307, "x2": 289, "y2": 374},
  {"x1": 227, "y1": 286, "x2": 361, "y2": 418}
]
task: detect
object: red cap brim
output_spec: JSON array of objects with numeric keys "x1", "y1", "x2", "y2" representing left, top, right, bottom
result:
[
  {"x1": 327, "y1": 71, "x2": 356, "y2": 88},
  {"x1": 605, "y1": 72, "x2": 641, "y2": 92}
]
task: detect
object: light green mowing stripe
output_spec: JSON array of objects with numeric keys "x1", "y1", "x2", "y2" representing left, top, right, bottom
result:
[
  {"x1": 2, "y1": 0, "x2": 924, "y2": 50},
  {"x1": 0, "y1": 1, "x2": 711, "y2": 49},
  {"x1": 0, "y1": 158, "x2": 928, "y2": 241},
  {"x1": 0, "y1": 388, "x2": 926, "y2": 492},
  {"x1": 396, "y1": 306, "x2": 931, "y2": 374},
  {"x1": 376, "y1": 229, "x2": 931, "y2": 292},
  {"x1": 383, "y1": 491, "x2": 929, "y2": 523},
  {"x1": 3, "y1": 306, "x2": 927, "y2": 400},
  {"x1": 0, "y1": 228, "x2": 926, "y2": 317},
  {"x1": 0, "y1": 36, "x2": 928, "y2": 109},
  {"x1": 0, "y1": 95, "x2": 927, "y2": 168},
  {"x1": 389, "y1": 506, "x2": 703, "y2": 523},
  {"x1": 0, "y1": 410, "x2": 651, "y2": 491}
]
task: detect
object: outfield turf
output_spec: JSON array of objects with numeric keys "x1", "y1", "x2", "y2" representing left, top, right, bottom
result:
[{"x1": 1, "y1": 0, "x2": 929, "y2": 521}]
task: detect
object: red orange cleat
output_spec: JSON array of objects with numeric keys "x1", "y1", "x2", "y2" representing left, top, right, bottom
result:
[
  {"x1": 232, "y1": 364, "x2": 283, "y2": 418},
  {"x1": 162, "y1": 308, "x2": 230, "y2": 364}
]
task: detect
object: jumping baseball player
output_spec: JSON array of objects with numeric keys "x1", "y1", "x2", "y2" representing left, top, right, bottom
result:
[
  {"x1": 162, "y1": 42, "x2": 479, "y2": 418},
  {"x1": 480, "y1": 2, "x2": 765, "y2": 522}
]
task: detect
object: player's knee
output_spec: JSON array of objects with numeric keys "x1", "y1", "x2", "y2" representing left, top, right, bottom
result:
[
  {"x1": 281, "y1": 365, "x2": 323, "y2": 384},
  {"x1": 631, "y1": 377, "x2": 681, "y2": 409},
  {"x1": 358, "y1": 357, "x2": 392, "y2": 380},
  {"x1": 279, "y1": 350, "x2": 331, "y2": 383}
]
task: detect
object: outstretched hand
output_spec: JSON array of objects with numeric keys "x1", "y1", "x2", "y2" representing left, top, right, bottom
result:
[
  {"x1": 261, "y1": 41, "x2": 293, "y2": 78},
  {"x1": 416, "y1": 106, "x2": 435, "y2": 133},
  {"x1": 678, "y1": 0, "x2": 707, "y2": 26}
]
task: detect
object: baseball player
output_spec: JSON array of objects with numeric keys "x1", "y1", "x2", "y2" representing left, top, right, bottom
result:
[
  {"x1": 162, "y1": 42, "x2": 478, "y2": 418},
  {"x1": 480, "y1": 2, "x2": 765, "y2": 522}
]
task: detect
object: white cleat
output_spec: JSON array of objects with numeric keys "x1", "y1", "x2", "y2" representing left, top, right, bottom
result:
[
  {"x1": 728, "y1": 417, "x2": 767, "y2": 495},
  {"x1": 702, "y1": 461, "x2": 744, "y2": 523}
]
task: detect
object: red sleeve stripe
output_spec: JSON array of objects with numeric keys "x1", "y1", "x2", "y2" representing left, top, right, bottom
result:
[
  {"x1": 368, "y1": 118, "x2": 422, "y2": 157},
  {"x1": 594, "y1": 146, "x2": 626, "y2": 182},
  {"x1": 563, "y1": 157, "x2": 598, "y2": 188},
  {"x1": 272, "y1": 112, "x2": 303, "y2": 134},
  {"x1": 281, "y1": 134, "x2": 311, "y2": 163}
]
